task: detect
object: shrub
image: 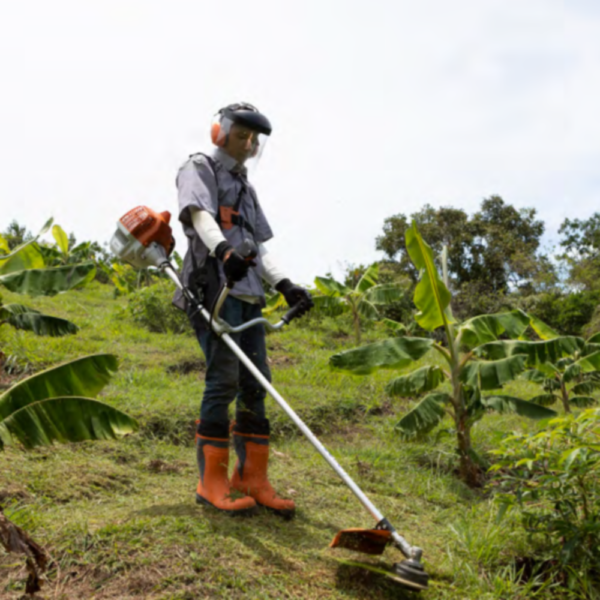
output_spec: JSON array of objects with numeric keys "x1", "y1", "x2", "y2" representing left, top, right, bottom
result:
[
  {"x1": 489, "y1": 409, "x2": 600, "y2": 586},
  {"x1": 521, "y1": 291, "x2": 600, "y2": 336},
  {"x1": 127, "y1": 280, "x2": 190, "y2": 334}
]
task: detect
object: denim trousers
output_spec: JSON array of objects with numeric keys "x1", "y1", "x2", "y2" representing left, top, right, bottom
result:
[{"x1": 190, "y1": 295, "x2": 271, "y2": 425}]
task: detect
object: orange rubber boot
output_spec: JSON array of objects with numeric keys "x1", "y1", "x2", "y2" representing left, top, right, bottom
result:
[
  {"x1": 195, "y1": 432, "x2": 257, "y2": 516},
  {"x1": 230, "y1": 420, "x2": 295, "y2": 519}
]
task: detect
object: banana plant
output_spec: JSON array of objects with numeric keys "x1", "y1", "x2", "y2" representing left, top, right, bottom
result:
[
  {"x1": 330, "y1": 222, "x2": 559, "y2": 487},
  {"x1": 490, "y1": 332, "x2": 600, "y2": 414},
  {"x1": 0, "y1": 353, "x2": 137, "y2": 449},
  {"x1": 0, "y1": 220, "x2": 96, "y2": 336},
  {"x1": 314, "y1": 264, "x2": 406, "y2": 343}
]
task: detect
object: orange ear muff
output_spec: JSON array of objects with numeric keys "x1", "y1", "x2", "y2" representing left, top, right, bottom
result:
[{"x1": 211, "y1": 123, "x2": 225, "y2": 147}]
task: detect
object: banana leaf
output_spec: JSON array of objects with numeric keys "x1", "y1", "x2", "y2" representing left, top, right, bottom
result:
[
  {"x1": 569, "y1": 396, "x2": 597, "y2": 408},
  {"x1": 521, "y1": 369, "x2": 547, "y2": 383},
  {"x1": 52, "y1": 224, "x2": 69, "y2": 256},
  {"x1": 475, "y1": 337, "x2": 585, "y2": 366},
  {"x1": 385, "y1": 366, "x2": 445, "y2": 397},
  {"x1": 0, "y1": 354, "x2": 118, "y2": 420},
  {"x1": 530, "y1": 393, "x2": 559, "y2": 407},
  {"x1": 482, "y1": 395, "x2": 557, "y2": 419},
  {"x1": 364, "y1": 283, "x2": 404, "y2": 304},
  {"x1": 0, "y1": 218, "x2": 53, "y2": 263},
  {"x1": 312, "y1": 295, "x2": 346, "y2": 316},
  {"x1": 587, "y1": 333, "x2": 600, "y2": 344},
  {"x1": 314, "y1": 276, "x2": 349, "y2": 297},
  {"x1": 262, "y1": 292, "x2": 287, "y2": 316},
  {"x1": 461, "y1": 355, "x2": 528, "y2": 390},
  {"x1": 0, "y1": 262, "x2": 96, "y2": 296},
  {"x1": 405, "y1": 221, "x2": 454, "y2": 331},
  {"x1": 381, "y1": 318, "x2": 406, "y2": 333},
  {"x1": 357, "y1": 299, "x2": 380, "y2": 320},
  {"x1": 330, "y1": 336, "x2": 434, "y2": 375},
  {"x1": 458, "y1": 310, "x2": 531, "y2": 349},
  {"x1": 572, "y1": 381, "x2": 600, "y2": 395},
  {"x1": 0, "y1": 303, "x2": 78, "y2": 336},
  {"x1": 396, "y1": 392, "x2": 451, "y2": 438},
  {"x1": 562, "y1": 351, "x2": 600, "y2": 383},
  {"x1": 0, "y1": 397, "x2": 137, "y2": 450},
  {"x1": 529, "y1": 316, "x2": 559, "y2": 340},
  {"x1": 0, "y1": 244, "x2": 45, "y2": 275},
  {"x1": 355, "y1": 263, "x2": 378, "y2": 293}
]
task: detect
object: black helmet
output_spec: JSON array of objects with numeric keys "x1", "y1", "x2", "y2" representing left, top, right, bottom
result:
[{"x1": 219, "y1": 102, "x2": 272, "y2": 136}]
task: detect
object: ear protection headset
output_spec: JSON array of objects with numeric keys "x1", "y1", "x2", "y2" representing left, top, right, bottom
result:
[{"x1": 210, "y1": 102, "x2": 272, "y2": 156}]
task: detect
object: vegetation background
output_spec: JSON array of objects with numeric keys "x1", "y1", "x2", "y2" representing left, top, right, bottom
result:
[{"x1": 2, "y1": 198, "x2": 600, "y2": 599}]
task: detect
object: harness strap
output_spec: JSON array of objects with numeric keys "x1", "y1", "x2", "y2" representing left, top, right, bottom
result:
[{"x1": 192, "y1": 153, "x2": 256, "y2": 236}]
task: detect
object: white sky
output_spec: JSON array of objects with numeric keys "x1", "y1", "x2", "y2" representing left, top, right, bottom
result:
[{"x1": 1, "y1": 0, "x2": 599, "y2": 285}]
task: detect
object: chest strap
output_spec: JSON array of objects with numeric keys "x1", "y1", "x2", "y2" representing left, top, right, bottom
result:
[{"x1": 193, "y1": 153, "x2": 256, "y2": 237}]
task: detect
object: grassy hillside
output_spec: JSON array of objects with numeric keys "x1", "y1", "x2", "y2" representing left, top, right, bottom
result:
[{"x1": 0, "y1": 283, "x2": 577, "y2": 599}]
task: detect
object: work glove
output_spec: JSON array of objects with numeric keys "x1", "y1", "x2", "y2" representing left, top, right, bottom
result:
[
  {"x1": 275, "y1": 278, "x2": 314, "y2": 317},
  {"x1": 216, "y1": 242, "x2": 256, "y2": 283}
]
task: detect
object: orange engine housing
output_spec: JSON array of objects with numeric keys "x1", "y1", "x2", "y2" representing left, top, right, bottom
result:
[{"x1": 119, "y1": 206, "x2": 174, "y2": 254}]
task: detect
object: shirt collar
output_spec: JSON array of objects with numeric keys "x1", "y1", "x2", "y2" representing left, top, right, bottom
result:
[{"x1": 211, "y1": 148, "x2": 247, "y2": 175}]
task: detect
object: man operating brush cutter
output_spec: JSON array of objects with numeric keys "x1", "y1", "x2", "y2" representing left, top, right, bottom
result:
[{"x1": 173, "y1": 102, "x2": 314, "y2": 518}]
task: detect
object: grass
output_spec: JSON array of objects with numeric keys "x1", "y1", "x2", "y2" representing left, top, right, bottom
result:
[{"x1": 0, "y1": 282, "x2": 593, "y2": 599}]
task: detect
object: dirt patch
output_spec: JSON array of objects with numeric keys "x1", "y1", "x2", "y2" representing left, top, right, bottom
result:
[
  {"x1": 141, "y1": 415, "x2": 197, "y2": 445},
  {"x1": 0, "y1": 486, "x2": 31, "y2": 506},
  {"x1": 166, "y1": 359, "x2": 205, "y2": 376},
  {"x1": 147, "y1": 459, "x2": 186, "y2": 474},
  {"x1": 362, "y1": 400, "x2": 394, "y2": 417},
  {"x1": 267, "y1": 354, "x2": 298, "y2": 367}
]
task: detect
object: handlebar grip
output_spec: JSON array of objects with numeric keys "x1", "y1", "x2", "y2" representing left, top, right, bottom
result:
[
  {"x1": 282, "y1": 301, "x2": 306, "y2": 325},
  {"x1": 236, "y1": 239, "x2": 258, "y2": 261}
]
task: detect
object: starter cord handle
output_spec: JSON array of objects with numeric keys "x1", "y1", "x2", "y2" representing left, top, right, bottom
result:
[{"x1": 282, "y1": 301, "x2": 307, "y2": 325}]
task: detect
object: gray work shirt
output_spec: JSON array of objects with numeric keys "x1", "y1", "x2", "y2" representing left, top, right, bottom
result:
[{"x1": 173, "y1": 148, "x2": 273, "y2": 309}]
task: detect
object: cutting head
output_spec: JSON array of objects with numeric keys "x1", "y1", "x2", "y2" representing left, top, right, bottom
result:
[
  {"x1": 110, "y1": 206, "x2": 175, "y2": 269},
  {"x1": 330, "y1": 529, "x2": 429, "y2": 591}
]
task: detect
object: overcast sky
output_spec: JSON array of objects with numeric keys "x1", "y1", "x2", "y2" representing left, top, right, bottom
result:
[{"x1": 0, "y1": 0, "x2": 598, "y2": 284}]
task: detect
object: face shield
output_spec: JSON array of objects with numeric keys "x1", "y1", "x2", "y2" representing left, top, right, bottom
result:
[{"x1": 211, "y1": 104, "x2": 272, "y2": 175}]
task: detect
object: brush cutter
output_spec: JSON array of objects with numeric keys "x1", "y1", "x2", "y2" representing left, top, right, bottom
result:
[{"x1": 109, "y1": 206, "x2": 430, "y2": 591}]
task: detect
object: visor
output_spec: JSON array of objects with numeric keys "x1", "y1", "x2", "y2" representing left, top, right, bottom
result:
[{"x1": 211, "y1": 107, "x2": 272, "y2": 174}]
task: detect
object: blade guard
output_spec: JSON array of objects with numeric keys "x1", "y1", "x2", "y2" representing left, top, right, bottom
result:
[{"x1": 330, "y1": 528, "x2": 392, "y2": 555}]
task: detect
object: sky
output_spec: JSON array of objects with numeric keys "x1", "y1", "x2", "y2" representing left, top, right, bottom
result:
[{"x1": 0, "y1": 0, "x2": 599, "y2": 285}]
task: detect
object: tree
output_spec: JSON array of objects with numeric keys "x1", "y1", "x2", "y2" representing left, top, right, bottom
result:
[
  {"x1": 376, "y1": 205, "x2": 473, "y2": 284},
  {"x1": 314, "y1": 263, "x2": 406, "y2": 344},
  {"x1": 332, "y1": 222, "x2": 558, "y2": 487},
  {"x1": 1, "y1": 220, "x2": 33, "y2": 250},
  {"x1": 376, "y1": 197, "x2": 554, "y2": 299},
  {"x1": 559, "y1": 213, "x2": 600, "y2": 291}
]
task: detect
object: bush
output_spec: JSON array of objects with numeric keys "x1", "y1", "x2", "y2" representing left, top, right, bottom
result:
[
  {"x1": 127, "y1": 280, "x2": 190, "y2": 334},
  {"x1": 519, "y1": 291, "x2": 600, "y2": 336},
  {"x1": 489, "y1": 409, "x2": 600, "y2": 586}
]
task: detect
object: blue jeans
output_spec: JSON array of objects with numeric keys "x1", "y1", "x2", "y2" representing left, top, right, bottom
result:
[{"x1": 190, "y1": 296, "x2": 271, "y2": 425}]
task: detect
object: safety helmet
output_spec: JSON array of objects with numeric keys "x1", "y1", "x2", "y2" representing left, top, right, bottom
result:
[{"x1": 211, "y1": 102, "x2": 272, "y2": 172}]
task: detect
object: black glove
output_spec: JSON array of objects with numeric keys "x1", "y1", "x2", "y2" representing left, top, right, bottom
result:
[
  {"x1": 216, "y1": 241, "x2": 256, "y2": 283},
  {"x1": 275, "y1": 278, "x2": 314, "y2": 317}
]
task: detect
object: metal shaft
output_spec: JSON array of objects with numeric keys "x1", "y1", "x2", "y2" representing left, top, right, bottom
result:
[{"x1": 163, "y1": 264, "x2": 420, "y2": 560}]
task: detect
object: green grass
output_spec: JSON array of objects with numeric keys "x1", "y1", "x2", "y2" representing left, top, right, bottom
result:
[{"x1": 0, "y1": 283, "x2": 591, "y2": 599}]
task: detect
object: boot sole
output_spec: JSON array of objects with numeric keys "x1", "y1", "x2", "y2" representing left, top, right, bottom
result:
[{"x1": 195, "y1": 493, "x2": 258, "y2": 517}]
